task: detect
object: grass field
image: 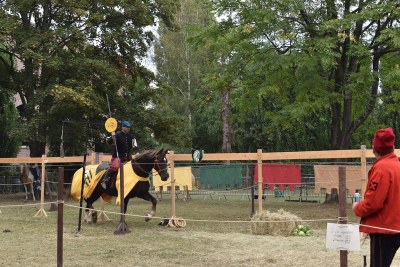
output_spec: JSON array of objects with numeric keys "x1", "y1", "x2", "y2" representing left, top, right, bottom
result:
[{"x1": 1, "y1": 193, "x2": 400, "y2": 267}]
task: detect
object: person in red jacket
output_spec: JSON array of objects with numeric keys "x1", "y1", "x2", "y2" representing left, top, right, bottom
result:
[{"x1": 353, "y1": 127, "x2": 400, "y2": 267}]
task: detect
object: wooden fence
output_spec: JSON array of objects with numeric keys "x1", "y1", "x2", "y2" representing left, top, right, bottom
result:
[{"x1": 1, "y1": 146, "x2": 397, "y2": 216}]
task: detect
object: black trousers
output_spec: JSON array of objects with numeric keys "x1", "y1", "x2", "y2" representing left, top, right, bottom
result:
[{"x1": 370, "y1": 233, "x2": 400, "y2": 267}]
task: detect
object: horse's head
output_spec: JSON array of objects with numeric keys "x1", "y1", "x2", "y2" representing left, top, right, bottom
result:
[
  {"x1": 132, "y1": 148, "x2": 170, "y2": 181},
  {"x1": 20, "y1": 163, "x2": 31, "y2": 179},
  {"x1": 154, "y1": 149, "x2": 169, "y2": 181}
]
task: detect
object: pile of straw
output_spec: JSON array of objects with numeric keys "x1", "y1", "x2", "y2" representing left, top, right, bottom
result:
[{"x1": 250, "y1": 209, "x2": 302, "y2": 236}]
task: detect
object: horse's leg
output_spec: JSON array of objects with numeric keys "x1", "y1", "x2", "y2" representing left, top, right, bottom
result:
[
  {"x1": 83, "y1": 185, "x2": 103, "y2": 224},
  {"x1": 30, "y1": 183, "x2": 36, "y2": 202},
  {"x1": 139, "y1": 192, "x2": 157, "y2": 222},
  {"x1": 84, "y1": 203, "x2": 98, "y2": 224},
  {"x1": 23, "y1": 184, "x2": 28, "y2": 201},
  {"x1": 84, "y1": 203, "x2": 94, "y2": 224}
]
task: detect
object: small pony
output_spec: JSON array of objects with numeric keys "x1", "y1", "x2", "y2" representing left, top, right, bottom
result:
[{"x1": 20, "y1": 163, "x2": 37, "y2": 201}]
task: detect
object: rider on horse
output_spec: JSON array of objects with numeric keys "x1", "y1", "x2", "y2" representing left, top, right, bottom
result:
[{"x1": 101, "y1": 120, "x2": 138, "y2": 189}]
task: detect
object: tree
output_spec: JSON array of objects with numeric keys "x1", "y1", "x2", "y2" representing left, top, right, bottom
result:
[
  {"x1": 154, "y1": 0, "x2": 216, "y2": 150},
  {"x1": 204, "y1": 0, "x2": 400, "y2": 150},
  {"x1": 0, "y1": 50, "x2": 22, "y2": 157},
  {"x1": 0, "y1": 0, "x2": 178, "y2": 156},
  {"x1": 374, "y1": 53, "x2": 400, "y2": 147},
  {"x1": 0, "y1": 88, "x2": 22, "y2": 157}
]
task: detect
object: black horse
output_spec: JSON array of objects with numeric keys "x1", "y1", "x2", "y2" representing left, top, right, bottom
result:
[{"x1": 71, "y1": 149, "x2": 169, "y2": 223}]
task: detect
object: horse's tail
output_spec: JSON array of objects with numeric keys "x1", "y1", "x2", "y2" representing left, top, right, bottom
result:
[{"x1": 70, "y1": 167, "x2": 84, "y2": 201}]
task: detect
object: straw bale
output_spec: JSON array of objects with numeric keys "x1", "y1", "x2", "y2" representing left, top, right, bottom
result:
[{"x1": 250, "y1": 209, "x2": 302, "y2": 236}]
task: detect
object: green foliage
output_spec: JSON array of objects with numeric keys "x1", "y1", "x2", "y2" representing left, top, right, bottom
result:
[
  {"x1": 0, "y1": 0, "x2": 179, "y2": 156},
  {"x1": 0, "y1": 88, "x2": 23, "y2": 157},
  {"x1": 154, "y1": 0, "x2": 217, "y2": 151},
  {"x1": 1, "y1": 0, "x2": 399, "y2": 155},
  {"x1": 196, "y1": 0, "x2": 400, "y2": 151},
  {"x1": 374, "y1": 53, "x2": 400, "y2": 147}
]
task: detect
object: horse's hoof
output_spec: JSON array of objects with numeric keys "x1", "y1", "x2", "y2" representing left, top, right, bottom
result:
[
  {"x1": 144, "y1": 214, "x2": 153, "y2": 222},
  {"x1": 92, "y1": 211, "x2": 98, "y2": 224}
]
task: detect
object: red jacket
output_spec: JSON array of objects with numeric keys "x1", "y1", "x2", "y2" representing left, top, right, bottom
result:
[{"x1": 354, "y1": 153, "x2": 400, "y2": 234}]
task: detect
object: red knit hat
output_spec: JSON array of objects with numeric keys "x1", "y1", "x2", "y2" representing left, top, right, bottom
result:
[{"x1": 373, "y1": 127, "x2": 395, "y2": 153}]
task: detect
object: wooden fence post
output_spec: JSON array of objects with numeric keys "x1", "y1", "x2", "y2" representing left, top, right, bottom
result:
[
  {"x1": 158, "y1": 186, "x2": 163, "y2": 201},
  {"x1": 360, "y1": 145, "x2": 367, "y2": 197},
  {"x1": 339, "y1": 166, "x2": 348, "y2": 267},
  {"x1": 57, "y1": 167, "x2": 64, "y2": 267},
  {"x1": 34, "y1": 155, "x2": 47, "y2": 218},
  {"x1": 170, "y1": 151, "x2": 176, "y2": 218},
  {"x1": 257, "y1": 149, "x2": 263, "y2": 213},
  {"x1": 249, "y1": 163, "x2": 255, "y2": 217}
]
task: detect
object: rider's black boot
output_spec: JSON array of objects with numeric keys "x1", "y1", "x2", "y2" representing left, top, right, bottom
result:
[{"x1": 101, "y1": 169, "x2": 116, "y2": 189}]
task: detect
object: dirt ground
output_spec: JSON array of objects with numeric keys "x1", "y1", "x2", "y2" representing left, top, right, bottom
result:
[{"x1": 1, "y1": 193, "x2": 400, "y2": 266}]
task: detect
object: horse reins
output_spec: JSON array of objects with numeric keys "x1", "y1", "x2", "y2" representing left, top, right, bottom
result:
[
  {"x1": 153, "y1": 158, "x2": 168, "y2": 176},
  {"x1": 132, "y1": 155, "x2": 168, "y2": 178}
]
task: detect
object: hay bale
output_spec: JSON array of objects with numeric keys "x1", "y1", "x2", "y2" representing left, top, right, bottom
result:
[{"x1": 250, "y1": 209, "x2": 302, "y2": 236}]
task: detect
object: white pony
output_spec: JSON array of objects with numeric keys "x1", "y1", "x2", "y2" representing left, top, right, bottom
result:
[{"x1": 20, "y1": 164, "x2": 36, "y2": 201}]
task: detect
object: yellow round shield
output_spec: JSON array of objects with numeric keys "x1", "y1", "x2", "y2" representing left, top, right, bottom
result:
[{"x1": 105, "y1": 118, "x2": 118, "y2": 133}]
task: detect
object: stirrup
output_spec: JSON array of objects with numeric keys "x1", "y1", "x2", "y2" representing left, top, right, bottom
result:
[
  {"x1": 101, "y1": 170, "x2": 114, "y2": 189},
  {"x1": 101, "y1": 181, "x2": 107, "y2": 189},
  {"x1": 100, "y1": 176, "x2": 110, "y2": 189}
]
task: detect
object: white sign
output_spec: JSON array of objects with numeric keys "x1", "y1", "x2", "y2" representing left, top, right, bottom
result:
[{"x1": 326, "y1": 223, "x2": 360, "y2": 251}]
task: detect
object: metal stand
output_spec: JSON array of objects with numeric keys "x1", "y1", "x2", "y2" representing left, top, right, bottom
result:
[{"x1": 97, "y1": 198, "x2": 111, "y2": 222}]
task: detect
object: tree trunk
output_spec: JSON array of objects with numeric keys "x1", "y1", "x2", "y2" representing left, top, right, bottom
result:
[
  {"x1": 29, "y1": 140, "x2": 46, "y2": 157},
  {"x1": 221, "y1": 85, "x2": 232, "y2": 153},
  {"x1": 325, "y1": 1, "x2": 383, "y2": 150}
]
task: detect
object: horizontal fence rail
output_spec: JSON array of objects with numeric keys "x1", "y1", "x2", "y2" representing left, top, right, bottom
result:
[
  {"x1": 1, "y1": 147, "x2": 398, "y2": 215},
  {"x1": 0, "y1": 148, "x2": 396, "y2": 164}
]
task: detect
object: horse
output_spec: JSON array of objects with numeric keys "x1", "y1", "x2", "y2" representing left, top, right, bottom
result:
[
  {"x1": 20, "y1": 163, "x2": 37, "y2": 201},
  {"x1": 70, "y1": 148, "x2": 169, "y2": 223}
]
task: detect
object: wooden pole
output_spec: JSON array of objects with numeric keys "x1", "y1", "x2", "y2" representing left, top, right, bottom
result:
[
  {"x1": 183, "y1": 185, "x2": 189, "y2": 201},
  {"x1": 170, "y1": 151, "x2": 176, "y2": 218},
  {"x1": 57, "y1": 167, "x2": 64, "y2": 267},
  {"x1": 47, "y1": 171, "x2": 58, "y2": 212},
  {"x1": 90, "y1": 152, "x2": 95, "y2": 165},
  {"x1": 95, "y1": 152, "x2": 110, "y2": 222},
  {"x1": 158, "y1": 186, "x2": 163, "y2": 200},
  {"x1": 114, "y1": 161, "x2": 130, "y2": 234},
  {"x1": 250, "y1": 163, "x2": 255, "y2": 217},
  {"x1": 360, "y1": 145, "x2": 367, "y2": 197},
  {"x1": 338, "y1": 166, "x2": 348, "y2": 267},
  {"x1": 257, "y1": 149, "x2": 263, "y2": 213},
  {"x1": 76, "y1": 153, "x2": 87, "y2": 234},
  {"x1": 34, "y1": 155, "x2": 47, "y2": 218}
]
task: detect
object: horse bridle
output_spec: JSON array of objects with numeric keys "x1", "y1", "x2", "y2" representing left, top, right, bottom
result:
[
  {"x1": 132, "y1": 154, "x2": 168, "y2": 177},
  {"x1": 153, "y1": 157, "x2": 169, "y2": 175}
]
